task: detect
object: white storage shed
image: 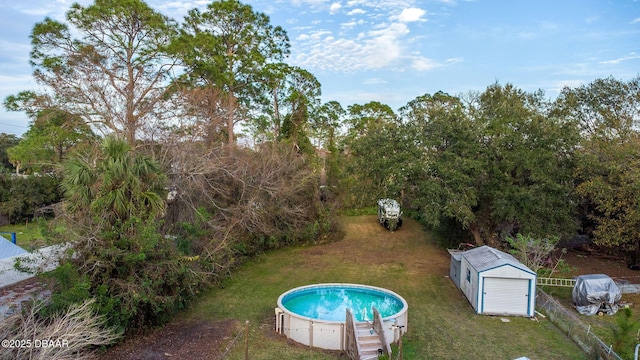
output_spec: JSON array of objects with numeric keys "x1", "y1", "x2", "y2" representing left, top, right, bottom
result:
[{"x1": 456, "y1": 246, "x2": 536, "y2": 317}]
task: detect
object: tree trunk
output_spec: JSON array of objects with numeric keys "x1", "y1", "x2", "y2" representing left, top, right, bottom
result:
[
  {"x1": 273, "y1": 87, "x2": 280, "y2": 139},
  {"x1": 227, "y1": 93, "x2": 236, "y2": 146},
  {"x1": 486, "y1": 232, "x2": 500, "y2": 248},
  {"x1": 470, "y1": 223, "x2": 485, "y2": 246}
]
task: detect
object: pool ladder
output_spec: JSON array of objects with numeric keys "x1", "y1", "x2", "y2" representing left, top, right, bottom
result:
[{"x1": 345, "y1": 307, "x2": 391, "y2": 360}]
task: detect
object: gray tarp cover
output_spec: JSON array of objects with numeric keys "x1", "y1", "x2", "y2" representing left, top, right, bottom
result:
[{"x1": 572, "y1": 274, "x2": 622, "y2": 316}]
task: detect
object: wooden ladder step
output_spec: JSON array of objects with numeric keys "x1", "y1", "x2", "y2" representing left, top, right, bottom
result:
[{"x1": 355, "y1": 322, "x2": 383, "y2": 360}]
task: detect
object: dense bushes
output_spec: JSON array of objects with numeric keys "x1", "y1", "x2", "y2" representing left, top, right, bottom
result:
[
  {"x1": 45, "y1": 219, "x2": 201, "y2": 332},
  {"x1": 0, "y1": 174, "x2": 61, "y2": 224},
  {"x1": 163, "y1": 142, "x2": 339, "y2": 277},
  {"x1": 44, "y1": 137, "x2": 200, "y2": 333},
  {"x1": 40, "y1": 138, "x2": 339, "y2": 336}
]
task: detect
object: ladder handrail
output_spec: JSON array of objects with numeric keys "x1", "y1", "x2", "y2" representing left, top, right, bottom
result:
[
  {"x1": 345, "y1": 308, "x2": 362, "y2": 360},
  {"x1": 372, "y1": 306, "x2": 392, "y2": 356}
]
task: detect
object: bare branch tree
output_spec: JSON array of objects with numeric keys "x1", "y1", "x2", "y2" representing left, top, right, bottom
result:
[
  {"x1": 162, "y1": 140, "x2": 325, "y2": 273},
  {"x1": 0, "y1": 299, "x2": 120, "y2": 360},
  {"x1": 28, "y1": 0, "x2": 179, "y2": 146}
]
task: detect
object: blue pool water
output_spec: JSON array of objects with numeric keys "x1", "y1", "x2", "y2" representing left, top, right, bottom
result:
[{"x1": 281, "y1": 285, "x2": 404, "y2": 321}]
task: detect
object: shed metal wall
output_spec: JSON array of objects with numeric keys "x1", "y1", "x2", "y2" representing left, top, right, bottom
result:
[
  {"x1": 460, "y1": 259, "x2": 479, "y2": 311},
  {"x1": 457, "y1": 246, "x2": 536, "y2": 317},
  {"x1": 449, "y1": 253, "x2": 462, "y2": 289}
]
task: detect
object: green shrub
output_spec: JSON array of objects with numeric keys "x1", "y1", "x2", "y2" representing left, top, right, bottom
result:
[
  {"x1": 0, "y1": 174, "x2": 62, "y2": 224},
  {"x1": 45, "y1": 218, "x2": 201, "y2": 333},
  {"x1": 43, "y1": 137, "x2": 202, "y2": 334},
  {"x1": 611, "y1": 308, "x2": 639, "y2": 359}
]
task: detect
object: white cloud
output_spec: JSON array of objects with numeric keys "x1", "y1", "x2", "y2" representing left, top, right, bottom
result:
[
  {"x1": 345, "y1": 0, "x2": 371, "y2": 6},
  {"x1": 631, "y1": 17, "x2": 640, "y2": 24},
  {"x1": 298, "y1": 29, "x2": 332, "y2": 41},
  {"x1": 0, "y1": 39, "x2": 31, "y2": 63},
  {"x1": 540, "y1": 21, "x2": 558, "y2": 30},
  {"x1": 599, "y1": 53, "x2": 640, "y2": 65},
  {"x1": 341, "y1": 19, "x2": 365, "y2": 29},
  {"x1": 292, "y1": 21, "x2": 411, "y2": 71},
  {"x1": 446, "y1": 57, "x2": 464, "y2": 64},
  {"x1": 548, "y1": 79, "x2": 586, "y2": 93},
  {"x1": 517, "y1": 32, "x2": 536, "y2": 39},
  {"x1": 329, "y1": 2, "x2": 342, "y2": 14},
  {"x1": 363, "y1": 77, "x2": 388, "y2": 85},
  {"x1": 348, "y1": 8, "x2": 366, "y2": 16},
  {"x1": 357, "y1": 23, "x2": 409, "y2": 68},
  {"x1": 396, "y1": 8, "x2": 427, "y2": 23},
  {"x1": 152, "y1": 0, "x2": 211, "y2": 17},
  {"x1": 292, "y1": 0, "x2": 331, "y2": 7},
  {"x1": 0, "y1": 73, "x2": 33, "y2": 86},
  {"x1": 289, "y1": 0, "x2": 465, "y2": 75},
  {"x1": 411, "y1": 56, "x2": 442, "y2": 71}
]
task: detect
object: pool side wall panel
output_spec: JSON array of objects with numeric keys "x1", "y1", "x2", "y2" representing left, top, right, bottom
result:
[{"x1": 277, "y1": 283, "x2": 408, "y2": 351}]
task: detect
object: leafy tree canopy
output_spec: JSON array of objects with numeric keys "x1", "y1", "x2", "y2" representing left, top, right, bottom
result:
[
  {"x1": 559, "y1": 76, "x2": 640, "y2": 252},
  {"x1": 62, "y1": 136, "x2": 167, "y2": 229},
  {"x1": 6, "y1": 108, "x2": 96, "y2": 174},
  {"x1": 0, "y1": 133, "x2": 20, "y2": 172},
  {"x1": 172, "y1": 0, "x2": 290, "y2": 145}
]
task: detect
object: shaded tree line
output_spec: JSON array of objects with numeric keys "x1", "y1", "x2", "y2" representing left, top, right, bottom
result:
[{"x1": 340, "y1": 77, "x2": 640, "y2": 262}]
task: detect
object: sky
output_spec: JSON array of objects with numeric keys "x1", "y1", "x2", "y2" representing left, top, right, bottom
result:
[{"x1": 0, "y1": 0, "x2": 639, "y2": 136}]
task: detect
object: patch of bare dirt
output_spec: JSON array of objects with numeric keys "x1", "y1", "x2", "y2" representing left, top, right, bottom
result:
[
  {"x1": 98, "y1": 319, "x2": 240, "y2": 360},
  {"x1": 563, "y1": 250, "x2": 640, "y2": 282}
]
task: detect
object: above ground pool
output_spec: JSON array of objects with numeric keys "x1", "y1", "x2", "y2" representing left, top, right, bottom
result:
[{"x1": 275, "y1": 283, "x2": 408, "y2": 351}]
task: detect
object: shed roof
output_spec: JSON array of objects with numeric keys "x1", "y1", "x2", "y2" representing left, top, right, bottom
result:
[
  {"x1": 462, "y1": 245, "x2": 535, "y2": 275},
  {"x1": 0, "y1": 235, "x2": 27, "y2": 259},
  {"x1": 447, "y1": 249, "x2": 463, "y2": 261}
]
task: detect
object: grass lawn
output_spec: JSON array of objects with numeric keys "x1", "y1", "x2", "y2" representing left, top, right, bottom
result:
[
  {"x1": 175, "y1": 216, "x2": 585, "y2": 360},
  {"x1": 543, "y1": 283, "x2": 640, "y2": 351},
  {"x1": 0, "y1": 221, "x2": 49, "y2": 251},
  {"x1": 0, "y1": 219, "x2": 68, "y2": 251}
]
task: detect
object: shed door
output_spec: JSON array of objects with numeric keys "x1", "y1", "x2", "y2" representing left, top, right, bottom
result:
[{"x1": 482, "y1": 277, "x2": 529, "y2": 315}]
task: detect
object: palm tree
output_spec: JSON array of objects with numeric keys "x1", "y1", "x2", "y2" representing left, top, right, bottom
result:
[
  {"x1": 62, "y1": 136, "x2": 166, "y2": 229},
  {"x1": 56, "y1": 138, "x2": 191, "y2": 332}
]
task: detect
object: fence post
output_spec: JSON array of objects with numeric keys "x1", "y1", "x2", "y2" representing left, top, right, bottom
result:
[
  {"x1": 0, "y1": 232, "x2": 17, "y2": 244},
  {"x1": 397, "y1": 325, "x2": 404, "y2": 360},
  {"x1": 245, "y1": 320, "x2": 249, "y2": 360}
]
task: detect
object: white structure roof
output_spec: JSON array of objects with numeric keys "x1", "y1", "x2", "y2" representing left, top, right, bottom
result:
[
  {"x1": 462, "y1": 245, "x2": 535, "y2": 275},
  {"x1": 0, "y1": 235, "x2": 27, "y2": 259}
]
